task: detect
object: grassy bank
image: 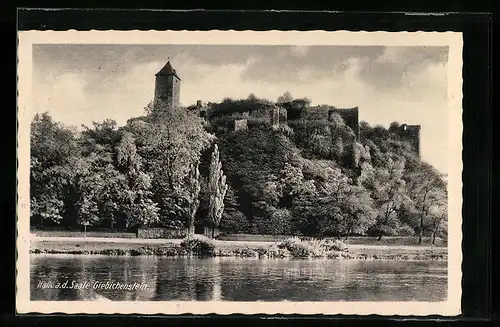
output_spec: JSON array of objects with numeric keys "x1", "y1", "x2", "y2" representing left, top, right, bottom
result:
[
  {"x1": 30, "y1": 236, "x2": 447, "y2": 261},
  {"x1": 216, "y1": 234, "x2": 447, "y2": 247},
  {"x1": 31, "y1": 231, "x2": 447, "y2": 247},
  {"x1": 31, "y1": 230, "x2": 137, "y2": 238}
]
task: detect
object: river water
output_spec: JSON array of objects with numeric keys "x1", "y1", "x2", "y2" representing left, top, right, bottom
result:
[{"x1": 30, "y1": 255, "x2": 447, "y2": 301}]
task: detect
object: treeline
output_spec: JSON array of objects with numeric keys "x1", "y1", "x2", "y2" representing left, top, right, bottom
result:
[
  {"x1": 31, "y1": 101, "x2": 214, "y2": 232},
  {"x1": 30, "y1": 94, "x2": 448, "y2": 244}
]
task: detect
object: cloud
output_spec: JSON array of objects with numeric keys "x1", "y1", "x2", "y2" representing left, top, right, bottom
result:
[
  {"x1": 358, "y1": 46, "x2": 448, "y2": 93},
  {"x1": 33, "y1": 66, "x2": 156, "y2": 129},
  {"x1": 33, "y1": 73, "x2": 89, "y2": 126},
  {"x1": 290, "y1": 46, "x2": 310, "y2": 57}
]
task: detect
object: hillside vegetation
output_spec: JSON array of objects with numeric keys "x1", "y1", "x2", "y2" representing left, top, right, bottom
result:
[{"x1": 30, "y1": 93, "x2": 447, "y2": 244}]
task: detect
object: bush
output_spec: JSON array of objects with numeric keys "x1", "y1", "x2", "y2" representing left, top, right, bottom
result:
[
  {"x1": 397, "y1": 225, "x2": 416, "y2": 236},
  {"x1": 281, "y1": 98, "x2": 311, "y2": 120},
  {"x1": 278, "y1": 237, "x2": 326, "y2": 258},
  {"x1": 247, "y1": 118, "x2": 271, "y2": 130},
  {"x1": 180, "y1": 235, "x2": 216, "y2": 257},
  {"x1": 208, "y1": 97, "x2": 274, "y2": 119},
  {"x1": 232, "y1": 248, "x2": 259, "y2": 258},
  {"x1": 252, "y1": 208, "x2": 292, "y2": 236},
  {"x1": 219, "y1": 210, "x2": 249, "y2": 234},
  {"x1": 277, "y1": 237, "x2": 350, "y2": 258},
  {"x1": 266, "y1": 244, "x2": 290, "y2": 259},
  {"x1": 277, "y1": 124, "x2": 294, "y2": 137},
  {"x1": 323, "y1": 239, "x2": 348, "y2": 252}
]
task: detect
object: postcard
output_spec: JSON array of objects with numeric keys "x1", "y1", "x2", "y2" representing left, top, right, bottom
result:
[{"x1": 17, "y1": 30, "x2": 462, "y2": 315}]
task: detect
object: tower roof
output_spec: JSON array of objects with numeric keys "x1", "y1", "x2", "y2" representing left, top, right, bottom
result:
[{"x1": 155, "y1": 61, "x2": 181, "y2": 80}]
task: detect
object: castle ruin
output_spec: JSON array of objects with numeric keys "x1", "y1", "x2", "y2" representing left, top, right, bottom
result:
[{"x1": 153, "y1": 60, "x2": 420, "y2": 157}]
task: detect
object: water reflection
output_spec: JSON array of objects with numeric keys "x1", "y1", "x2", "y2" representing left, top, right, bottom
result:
[{"x1": 30, "y1": 255, "x2": 447, "y2": 302}]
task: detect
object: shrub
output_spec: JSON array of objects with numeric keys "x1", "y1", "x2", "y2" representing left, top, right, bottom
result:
[
  {"x1": 98, "y1": 249, "x2": 128, "y2": 256},
  {"x1": 180, "y1": 235, "x2": 216, "y2": 257},
  {"x1": 247, "y1": 118, "x2": 271, "y2": 130},
  {"x1": 323, "y1": 239, "x2": 348, "y2": 252},
  {"x1": 266, "y1": 244, "x2": 290, "y2": 259},
  {"x1": 219, "y1": 210, "x2": 249, "y2": 234},
  {"x1": 277, "y1": 124, "x2": 294, "y2": 137},
  {"x1": 277, "y1": 237, "x2": 350, "y2": 258},
  {"x1": 281, "y1": 98, "x2": 311, "y2": 120},
  {"x1": 252, "y1": 207, "x2": 292, "y2": 236},
  {"x1": 232, "y1": 248, "x2": 259, "y2": 258},
  {"x1": 208, "y1": 96, "x2": 274, "y2": 119},
  {"x1": 278, "y1": 237, "x2": 326, "y2": 258},
  {"x1": 397, "y1": 225, "x2": 416, "y2": 236}
]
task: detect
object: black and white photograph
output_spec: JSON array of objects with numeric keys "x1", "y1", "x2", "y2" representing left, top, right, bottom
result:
[{"x1": 16, "y1": 30, "x2": 463, "y2": 315}]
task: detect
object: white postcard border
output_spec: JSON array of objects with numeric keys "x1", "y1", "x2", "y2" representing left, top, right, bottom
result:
[{"x1": 17, "y1": 30, "x2": 463, "y2": 316}]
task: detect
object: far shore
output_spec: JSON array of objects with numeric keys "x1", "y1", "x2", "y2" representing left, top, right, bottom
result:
[{"x1": 30, "y1": 235, "x2": 448, "y2": 261}]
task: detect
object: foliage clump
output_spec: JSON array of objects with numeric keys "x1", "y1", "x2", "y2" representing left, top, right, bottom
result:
[
  {"x1": 277, "y1": 237, "x2": 349, "y2": 259},
  {"x1": 180, "y1": 235, "x2": 216, "y2": 257}
]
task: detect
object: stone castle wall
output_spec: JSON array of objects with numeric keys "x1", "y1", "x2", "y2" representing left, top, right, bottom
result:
[
  {"x1": 328, "y1": 107, "x2": 360, "y2": 140},
  {"x1": 233, "y1": 119, "x2": 248, "y2": 131},
  {"x1": 400, "y1": 124, "x2": 421, "y2": 157},
  {"x1": 270, "y1": 105, "x2": 280, "y2": 128},
  {"x1": 227, "y1": 105, "x2": 285, "y2": 131}
]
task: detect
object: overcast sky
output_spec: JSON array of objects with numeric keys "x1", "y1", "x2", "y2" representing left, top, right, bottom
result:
[{"x1": 32, "y1": 44, "x2": 449, "y2": 173}]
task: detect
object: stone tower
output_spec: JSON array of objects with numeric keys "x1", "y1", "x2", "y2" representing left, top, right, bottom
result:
[{"x1": 154, "y1": 61, "x2": 181, "y2": 107}]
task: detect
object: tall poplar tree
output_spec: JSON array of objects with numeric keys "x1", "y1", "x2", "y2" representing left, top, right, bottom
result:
[
  {"x1": 185, "y1": 161, "x2": 201, "y2": 235},
  {"x1": 207, "y1": 144, "x2": 228, "y2": 238}
]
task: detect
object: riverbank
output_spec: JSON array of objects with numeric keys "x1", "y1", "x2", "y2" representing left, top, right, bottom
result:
[{"x1": 30, "y1": 236, "x2": 447, "y2": 261}]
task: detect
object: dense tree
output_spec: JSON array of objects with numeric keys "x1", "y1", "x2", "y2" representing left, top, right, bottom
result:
[
  {"x1": 277, "y1": 91, "x2": 293, "y2": 105},
  {"x1": 288, "y1": 118, "x2": 354, "y2": 163},
  {"x1": 339, "y1": 185, "x2": 377, "y2": 240},
  {"x1": 312, "y1": 165, "x2": 354, "y2": 237},
  {"x1": 207, "y1": 95, "x2": 274, "y2": 119},
  {"x1": 185, "y1": 161, "x2": 202, "y2": 234},
  {"x1": 388, "y1": 121, "x2": 401, "y2": 133},
  {"x1": 267, "y1": 158, "x2": 363, "y2": 238},
  {"x1": 247, "y1": 93, "x2": 258, "y2": 102},
  {"x1": 281, "y1": 98, "x2": 311, "y2": 120},
  {"x1": 80, "y1": 119, "x2": 121, "y2": 152},
  {"x1": 253, "y1": 206, "x2": 292, "y2": 236},
  {"x1": 428, "y1": 192, "x2": 447, "y2": 245},
  {"x1": 406, "y1": 162, "x2": 447, "y2": 244},
  {"x1": 220, "y1": 186, "x2": 248, "y2": 233},
  {"x1": 30, "y1": 97, "x2": 447, "y2": 241},
  {"x1": 217, "y1": 127, "x2": 297, "y2": 226},
  {"x1": 78, "y1": 119, "x2": 126, "y2": 228},
  {"x1": 115, "y1": 132, "x2": 159, "y2": 228},
  {"x1": 70, "y1": 155, "x2": 111, "y2": 228},
  {"x1": 359, "y1": 158, "x2": 411, "y2": 240},
  {"x1": 30, "y1": 113, "x2": 79, "y2": 227},
  {"x1": 139, "y1": 101, "x2": 214, "y2": 226}
]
